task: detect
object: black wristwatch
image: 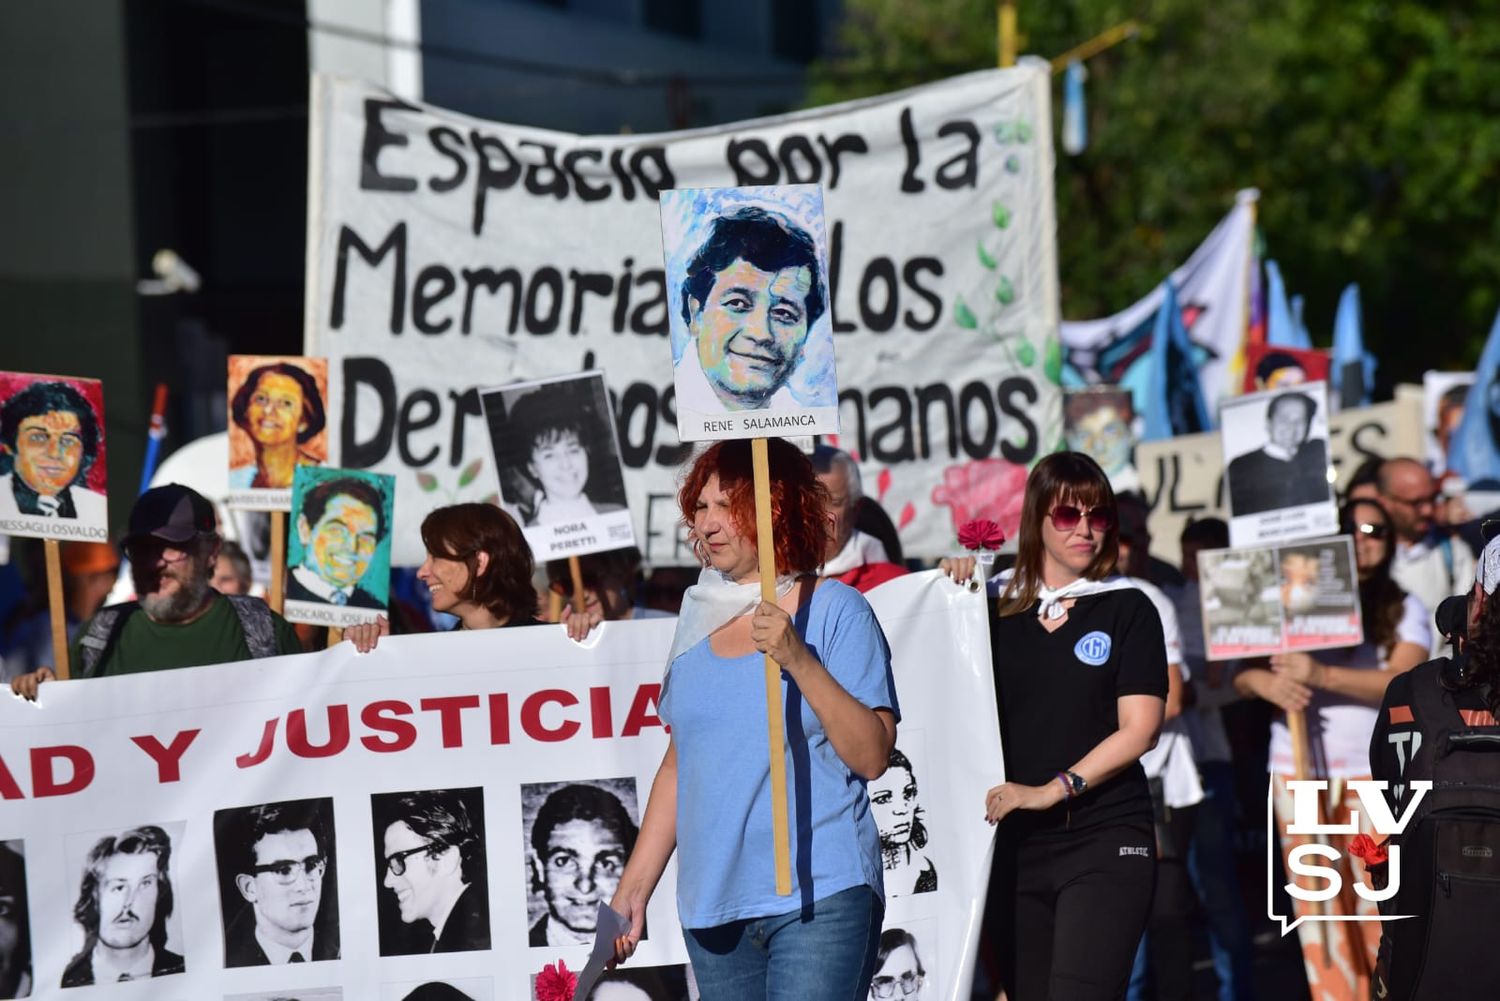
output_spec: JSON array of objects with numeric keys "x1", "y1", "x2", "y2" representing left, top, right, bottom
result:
[{"x1": 1064, "y1": 770, "x2": 1087, "y2": 796}]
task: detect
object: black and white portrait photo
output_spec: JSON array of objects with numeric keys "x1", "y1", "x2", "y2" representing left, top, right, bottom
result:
[
  {"x1": 383, "y1": 978, "x2": 492, "y2": 1001},
  {"x1": 870, "y1": 744, "x2": 936, "y2": 896},
  {"x1": 213, "y1": 798, "x2": 340, "y2": 966},
  {"x1": 521, "y1": 779, "x2": 639, "y2": 948},
  {"x1": 870, "y1": 924, "x2": 935, "y2": 1001},
  {"x1": 372, "y1": 787, "x2": 490, "y2": 956},
  {"x1": 61, "y1": 823, "x2": 185, "y2": 987},
  {"x1": 482, "y1": 371, "x2": 629, "y2": 520},
  {"x1": 1221, "y1": 383, "x2": 1337, "y2": 546},
  {"x1": 0, "y1": 842, "x2": 31, "y2": 1000}
]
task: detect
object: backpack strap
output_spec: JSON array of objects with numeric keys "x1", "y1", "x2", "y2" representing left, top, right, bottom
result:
[
  {"x1": 224, "y1": 594, "x2": 280, "y2": 660},
  {"x1": 1409, "y1": 658, "x2": 1459, "y2": 734},
  {"x1": 75, "y1": 602, "x2": 139, "y2": 679}
]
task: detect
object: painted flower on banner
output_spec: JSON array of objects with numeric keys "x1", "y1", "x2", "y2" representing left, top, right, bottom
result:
[
  {"x1": 932, "y1": 459, "x2": 1028, "y2": 540},
  {"x1": 958, "y1": 519, "x2": 1006, "y2": 552},
  {"x1": 535, "y1": 959, "x2": 577, "y2": 1001}
]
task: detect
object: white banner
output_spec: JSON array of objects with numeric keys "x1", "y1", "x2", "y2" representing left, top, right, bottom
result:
[
  {"x1": 304, "y1": 67, "x2": 1061, "y2": 566},
  {"x1": 0, "y1": 573, "x2": 997, "y2": 1001}
]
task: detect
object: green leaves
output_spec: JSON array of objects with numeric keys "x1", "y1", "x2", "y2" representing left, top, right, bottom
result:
[
  {"x1": 416, "y1": 472, "x2": 439, "y2": 493},
  {"x1": 458, "y1": 458, "x2": 484, "y2": 489},
  {"x1": 954, "y1": 297, "x2": 978, "y2": 329}
]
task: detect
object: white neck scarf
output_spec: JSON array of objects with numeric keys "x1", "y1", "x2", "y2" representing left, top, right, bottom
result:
[
  {"x1": 665, "y1": 567, "x2": 798, "y2": 677},
  {"x1": 820, "y1": 530, "x2": 890, "y2": 578},
  {"x1": 989, "y1": 569, "x2": 1136, "y2": 619}
]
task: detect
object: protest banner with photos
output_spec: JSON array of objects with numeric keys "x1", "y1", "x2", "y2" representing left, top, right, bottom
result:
[
  {"x1": 227, "y1": 356, "x2": 331, "y2": 513},
  {"x1": 284, "y1": 465, "x2": 396, "y2": 627},
  {"x1": 1219, "y1": 381, "x2": 1338, "y2": 548},
  {"x1": 304, "y1": 66, "x2": 1061, "y2": 566},
  {"x1": 659, "y1": 184, "x2": 839, "y2": 442},
  {"x1": 480, "y1": 371, "x2": 636, "y2": 561},
  {"x1": 0, "y1": 573, "x2": 998, "y2": 1001},
  {"x1": 1198, "y1": 535, "x2": 1362, "y2": 660},
  {"x1": 0, "y1": 371, "x2": 108, "y2": 543}
]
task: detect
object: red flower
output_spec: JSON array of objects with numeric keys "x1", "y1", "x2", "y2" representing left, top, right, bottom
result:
[
  {"x1": 536, "y1": 959, "x2": 578, "y2": 1001},
  {"x1": 1348, "y1": 833, "x2": 1389, "y2": 867},
  {"x1": 958, "y1": 518, "x2": 1007, "y2": 552}
]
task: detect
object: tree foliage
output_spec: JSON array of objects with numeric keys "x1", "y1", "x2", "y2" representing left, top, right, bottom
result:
[{"x1": 809, "y1": 0, "x2": 1500, "y2": 385}]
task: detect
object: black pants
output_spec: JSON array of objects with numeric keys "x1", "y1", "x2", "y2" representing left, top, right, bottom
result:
[{"x1": 989, "y1": 820, "x2": 1157, "y2": 1001}]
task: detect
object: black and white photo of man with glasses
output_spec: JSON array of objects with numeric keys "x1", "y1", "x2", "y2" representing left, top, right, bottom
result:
[
  {"x1": 372, "y1": 788, "x2": 490, "y2": 956},
  {"x1": 214, "y1": 798, "x2": 340, "y2": 966}
]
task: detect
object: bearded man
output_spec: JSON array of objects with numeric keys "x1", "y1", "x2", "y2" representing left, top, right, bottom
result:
[{"x1": 11, "y1": 483, "x2": 301, "y2": 696}]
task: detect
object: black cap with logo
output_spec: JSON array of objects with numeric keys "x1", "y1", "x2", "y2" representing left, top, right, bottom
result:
[{"x1": 125, "y1": 484, "x2": 217, "y2": 547}]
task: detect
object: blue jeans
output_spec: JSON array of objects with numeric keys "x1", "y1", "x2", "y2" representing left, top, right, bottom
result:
[{"x1": 683, "y1": 884, "x2": 884, "y2": 1001}]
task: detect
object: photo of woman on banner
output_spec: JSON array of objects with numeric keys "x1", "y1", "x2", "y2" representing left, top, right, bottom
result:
[
  {"x1": 0, "y1": 371, "x2": 108, "y2": 540},
  {"x1": 284, "y1": 467, "x2": 395, "y2": 628},
  {"x1": 482, "y1": 373, "x2": 628, "y2": 529},
  {"x1": 869, "y1": 744, "x2": 936, "y2": 896},
  {"x1": 659, "y1": 185, "x2": 839, "y2": 441},
  {"x1": 226, "y1": 355, "x2": 329, "y2": 508}
]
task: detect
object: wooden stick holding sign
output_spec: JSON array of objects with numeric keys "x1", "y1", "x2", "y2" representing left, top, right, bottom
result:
[
  {"x1": 45, "y1": 540, "x2": 71, "y2": 680},
  {"x1": 659, "y1": 184, "x2": 842, "y2": 897},
  {"x1": 752, "y1": 438, "x2": 795, "y2": 894},
  {"x1": 568, "y1": 555, "x2": 587, "y2": 615},
  {"x1": 267, "y1": 511, "x2": 286, "y2": 615}
]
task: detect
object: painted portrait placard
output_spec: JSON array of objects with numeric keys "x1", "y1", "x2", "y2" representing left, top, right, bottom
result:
[
  {"x1": 480, "y1": 371, "x2": 635, "y2": 561},
  {"x1": 1220, "y1": 381, "x2": 1338, "y2": 548},
  {"x1": 284, "y1": 465, "x2": 395, "y2": 628},
  {"x1": 1062, "y1": 386, "x2": 1137, "y2": 493},
  {"x1": 659, "y1": 184, "x2": 839, "y2": 442},
  {"x1": 0, "y1": 370, "x2": 108, "y2": 542},
  {"x1": 227, "y1": 355, "x2": 330, "y2": 512}
]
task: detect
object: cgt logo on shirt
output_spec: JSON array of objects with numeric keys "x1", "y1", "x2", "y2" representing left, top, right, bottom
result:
[{"x1": 1073, "y1": 631, "x2": 1112, "y2": 666}]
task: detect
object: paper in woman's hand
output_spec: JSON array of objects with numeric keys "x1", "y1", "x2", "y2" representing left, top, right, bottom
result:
[{"x1": 573, "y1": 902, "x2": 632, "y2": 998}]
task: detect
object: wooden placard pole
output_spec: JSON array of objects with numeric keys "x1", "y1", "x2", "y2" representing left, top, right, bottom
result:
[
  {"x1": 44, "y1": 539, "x2": 71, "y2": 680},
  {"x1": 548, "y1": 589, "x2": 564, "y2": 623},
  {"x1": 1286, "y1": 706, "x2": 1327, "y2": 947},
  {"x1": 268, "y1": 511, "x2": 287, "y2": 614},
  {"x1": 751, "y1": 438, "x2": 793, "y2": 896},
  {"x1": 328, "y1": 627, "x2": 343, "y2": 647},
  {"x1": 568, "y1": 555, "x2": 587, "y2": 615}
]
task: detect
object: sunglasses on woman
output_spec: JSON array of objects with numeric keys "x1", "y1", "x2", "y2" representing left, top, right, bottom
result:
[
  {"x1": 1049, "y1": 504, "x2": 1116, "y2": 534},
  {"x1": 1355, "y1": 521, "x2": 1390, "y2": 541}
]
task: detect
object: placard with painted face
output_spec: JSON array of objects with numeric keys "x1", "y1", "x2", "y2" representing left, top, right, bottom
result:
[
  {"x1": 285, "y1": 466, "x2": 394, "y2": 628},
  {"x1": 227, "y1": 355, "x2": 330, "y2": 511},
  {"x1": 1063, "y1": 386, "x2": 1135, "y2": 482},
  {"x1": 659, "y1": 184, "x2": 839, "y2": 442},
  {"x1": 480, "y1": 371, "x2": 635, "y2": 562},
  {"x1": 0, "y1": 371, "x2": 108, "y2": 542}
]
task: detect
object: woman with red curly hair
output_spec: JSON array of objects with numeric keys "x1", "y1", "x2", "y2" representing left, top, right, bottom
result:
[{"x1": 606, "y1": 438, "x2": 899, "y2": 999}]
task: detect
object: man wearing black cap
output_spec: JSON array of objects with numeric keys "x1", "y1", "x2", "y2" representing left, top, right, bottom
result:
[{"x1": 10, "y1": 484, "x2": 301, "y2": 697}]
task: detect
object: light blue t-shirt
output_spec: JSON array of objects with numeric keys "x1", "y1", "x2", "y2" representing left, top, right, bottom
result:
[{"x1": 660, "y1": 580, "x2": 900, "y2": 928}]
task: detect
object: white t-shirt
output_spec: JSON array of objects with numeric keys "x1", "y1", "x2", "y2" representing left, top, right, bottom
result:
[
  {"x1": 1268, "y1": 592, "x2": 1432, "y2": 778},
  {"x1": 1392, "y1": 536, "x2": 1472, "y2": 654},
  {"x1": 1129, "y1": 578, "x2": 1204, "y2": 809}
]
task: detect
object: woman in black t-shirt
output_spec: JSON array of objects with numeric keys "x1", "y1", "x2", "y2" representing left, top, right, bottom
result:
[{"x1": 950, "y1": 452, "x2": 1167, "y2": 1001}]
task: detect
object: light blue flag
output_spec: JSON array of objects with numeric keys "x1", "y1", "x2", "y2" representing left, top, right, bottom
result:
[
  {"x1": 1062, "y1": 61, "x2": 1088, "y2": 156},
  {"x1": 1331, "y1": 283, "x2": 1375, "y2": 407},
  {"x1": 1141, "y1": 280, "x2": 1211, "y2": 442},
  {"x1": 1447, "y1": 305, "x2": 1500, "y2": 482},
  {"x1": 1265, "y1": 260, "x2": 1311, "y2": 349}
]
